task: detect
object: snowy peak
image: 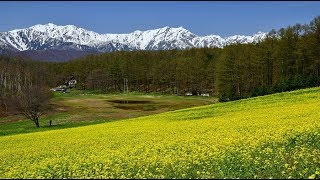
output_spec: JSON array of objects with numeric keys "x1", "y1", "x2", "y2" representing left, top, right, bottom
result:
[
  {"x1": 29, "y1": 23, "x2": 58, "y2": 32},
  {"x1": 0, "y1": 23, "x2": 267, "y2": 53}
]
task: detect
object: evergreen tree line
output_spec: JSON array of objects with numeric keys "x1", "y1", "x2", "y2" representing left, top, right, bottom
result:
[
  {"x1": 1, "y1": 16, "x2": 320, "y2": 106},
  {"x1": 217, "y1": 16, "x2": 320, "y2": 101},
  {"x1": 62, "y1": 16, "x2": 320, "y2": 101},
  {"x1": 62, "y1": 47, "x2": 219, "y2": 95}
]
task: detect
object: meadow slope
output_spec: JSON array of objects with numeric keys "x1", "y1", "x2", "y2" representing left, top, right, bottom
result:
[
  {"x1": 1, "y1": 88, "x2": 320, "y2": 178},
  {"x1": 0, "y1": 91, "x2": 216, "y2": 136}
]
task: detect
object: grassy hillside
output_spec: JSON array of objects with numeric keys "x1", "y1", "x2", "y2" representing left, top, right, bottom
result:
[{"x1": 1, "y1": 88, "x2": 320, "y2": 178}]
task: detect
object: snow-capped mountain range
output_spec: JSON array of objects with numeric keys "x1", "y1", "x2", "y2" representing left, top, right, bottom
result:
[{"x1": 0, "y1": 23, "x2": 267, "y2": 61}]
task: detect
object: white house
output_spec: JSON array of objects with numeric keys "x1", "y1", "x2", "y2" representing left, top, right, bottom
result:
[{"x1": 68, "y1": 79, "x2": 77, "y2": 88}]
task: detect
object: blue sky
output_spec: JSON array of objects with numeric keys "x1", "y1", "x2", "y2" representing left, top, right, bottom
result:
[{"x1": 0, "y1": 1, "x2": 319, "y2": 37}]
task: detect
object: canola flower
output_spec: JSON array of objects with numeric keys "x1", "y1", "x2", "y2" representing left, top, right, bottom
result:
[{"x1": 0, "y1": 87, "x2": 320, "y2": 178}]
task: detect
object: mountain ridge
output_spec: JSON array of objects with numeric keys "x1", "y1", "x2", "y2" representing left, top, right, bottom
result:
[{"x1": 0, "y1": 23, "x2": 267, "y2": 61}]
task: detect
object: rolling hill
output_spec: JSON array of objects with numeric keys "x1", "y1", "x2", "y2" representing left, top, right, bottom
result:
[{"x1": 0, "y1": 87, "x2": 320, "y2": 178}]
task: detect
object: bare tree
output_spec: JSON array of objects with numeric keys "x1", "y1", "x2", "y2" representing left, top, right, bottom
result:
[{"x1": 10, "y1": 85, "x2": 53, "y2": 127}]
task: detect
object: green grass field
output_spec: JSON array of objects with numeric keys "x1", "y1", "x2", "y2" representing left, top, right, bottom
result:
[
  {"x1": 0, "y1": 90, "x2": 216, "y2": 136},
  {"x1": 0, "y1": 88, "x2": 320, "y2": 178}
]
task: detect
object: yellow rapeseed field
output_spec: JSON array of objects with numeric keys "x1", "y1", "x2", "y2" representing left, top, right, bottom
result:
[{"x1": 1, "y1": 87, "x2": 320, "y2": 178}]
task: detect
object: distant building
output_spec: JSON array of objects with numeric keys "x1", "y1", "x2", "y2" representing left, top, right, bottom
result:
[
  {"x1": 185, "y1": 92, "x2": 210, "y2": 97},
  {"x1": 50, "y1": 85, "x2": 68, "y2": 93},
  {"x1": 201, "y1": 93, "x2": 210, "y2": 97},
  {"x1": 68, "y1": 79, "x2": 77, "y2": 88},
  {"x1": 51, "y1": 78, "x2": 77, "y2": 93}
]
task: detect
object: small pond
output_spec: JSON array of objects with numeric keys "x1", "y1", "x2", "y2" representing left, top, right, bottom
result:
[{"x1": 107, "y1": 100, "x2": 152, "y2": 104}]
